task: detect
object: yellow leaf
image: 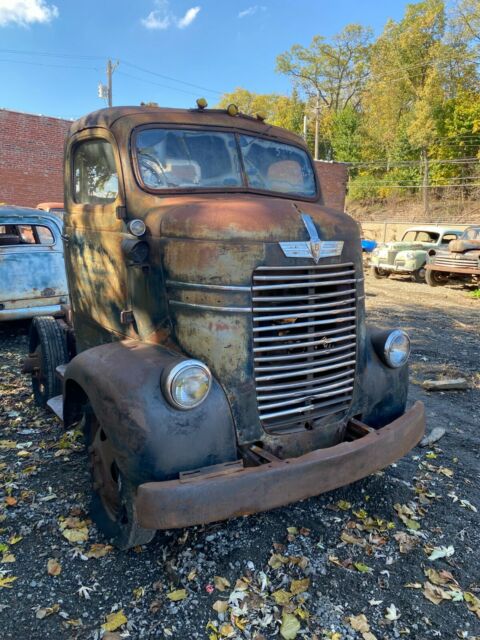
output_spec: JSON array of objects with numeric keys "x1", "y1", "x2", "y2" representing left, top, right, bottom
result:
[
  {"x1": 166, "y1": 589, "x2": 187, "y2": 601},
  {"x1": 214, "y1": 576, "x2": 231, "y2": 592},
  {"x1": 280, "y1": 612, "x2": 300, "y2": 639},
  {"x1": 133, "y1": 586, "x2": 145, "y2": 600},
  {"x1": 438, "y1": 467, "x2": 454, "y2": 478},
  {"x1": 1, "y1": 554, "x2": 15, "y2": 563},
  {"x1": 8, "y1": 535, "x2": 22, "y2": 545},
  {"x1": 85, "y1": 543, "x2": 113, "y2": 558},
  {"x1": 353, "y1": 508, "x2": 368, "y2": 520},
  {"x1": 341, "y1": 531, "x2": 366, "y2": 546},
  {"x1": 290, "y1": 578, "x2": 310, "y2": 595},
  {"x1": 219, "y1": 623, "x2": 234, "y2": 637},
  {"x1": 0, "y1": 440, "x2": 17, "y2": 449},
  {"x1": 354, "y1": 562, "x2": 372, "y2": 573},
  {"x1": 337, "y1": 500, "x2": 351, "y2": 511},
  {"x1": 287, "y1": 527, "x2": 299, "y2": 535},
  {"x1": 102, "y1": 610, "x2": 128, "y2": 632},
  {"x1": 349, "y1": 613, "x2": 370, "y2": 633},
  {"x1": 212, "y1": 600, "x2": 229, "y2": 613},
  {"x1": 363, "y1": 632, "x2": 378, "y2": 640},
  {"x1": 233, "y1": 616, "x2": 247, "y2": 630},
  {"x1": 187, "y1": 568, "x2": 197, "y2": 581},
  {"x1": 268, "y1": 553, "x2": 289, "y2": 569},
  {"x1": 0, "y1": 575, "x2": 17, "y2": 588},
  {"x1": 464, "y1": 592, "x2": 480, "y2": 618},
  {"x1": 47, "y1": 558, "x2": 62, "y2": 576},
  {"x1": 272, "y1": 589, "x2": 292, "y2": 605},
  {"x1": 62, "y1": 527, "x2": 89, "y2": 544}
]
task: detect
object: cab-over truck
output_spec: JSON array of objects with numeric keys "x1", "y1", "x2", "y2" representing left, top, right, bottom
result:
[{"x1": 23, "y1": 104, "x2": 425, "y2": 548}]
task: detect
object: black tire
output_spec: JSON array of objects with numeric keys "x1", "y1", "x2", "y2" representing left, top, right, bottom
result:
[
  {"x1": 371, "y1": 266, "x2": 390, "y2": 279},
  {"x1": 426, "y1": 269, "x2": 446, "y2": 287},
  {"x1": 29, "y1": 316, "x2": 69, "y2": 407},
  {"x1": 412, "y1": 266, "x2": 426, "y2": 283},
  {"x1": 82, "y1": 407, "x2": 155, "y2": 550}
]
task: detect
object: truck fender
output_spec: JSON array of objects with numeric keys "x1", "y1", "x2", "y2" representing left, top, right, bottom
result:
[{"x1": 63, "y1": 340, "x2": 237, "y2": 486}]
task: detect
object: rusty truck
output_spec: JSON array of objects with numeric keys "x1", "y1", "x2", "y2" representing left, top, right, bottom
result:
[{"x1": 23, "y1": 103, "x2": 425, "y2": 548}]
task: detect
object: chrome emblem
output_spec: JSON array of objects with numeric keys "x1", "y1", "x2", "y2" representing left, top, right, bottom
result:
[{"x1": 279, "y1": 213, "x2": 344, "y2": 262}]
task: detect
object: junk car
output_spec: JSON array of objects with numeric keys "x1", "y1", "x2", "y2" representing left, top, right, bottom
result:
[
  {"x1": 426, "y1": 225, "x2": 480, "y2": 287},
  {"x1": 24, "y1": 104, "x2": 425, "y2": 548},
  {"x1": 37, "y1": 202, "x2": 65, "y2": 219},
  {"x1": 370, "y1": 226, "x2": 462, "y2": 282},
  {"x1": 0, "y1": 206, "x2": 68, "y2": 322}
]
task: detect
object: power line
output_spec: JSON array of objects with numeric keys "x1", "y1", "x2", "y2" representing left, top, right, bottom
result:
[
  {"x1": 117, "y1": 70, "x2": 206, "y2": 98},
  {"x1": 120, "y1": 60, "x2": 223, "y2": 96}
]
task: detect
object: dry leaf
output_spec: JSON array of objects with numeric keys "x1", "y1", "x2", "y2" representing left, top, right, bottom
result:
[
  {"x1": 280, "y1": 612, "x2": 301, "y2": 639},
  {"x1": 428, "y1": 546, "x2": 454, "y2": 561},
  {"x1": 272, "y1": 589, "x2": 292, "y2": 605},
  {"x1": 341, "y1": 531, "x2": 366, "y2": 546},
  {"x1": 36, "y1": 603, "x2": 60, "y2": 619},
  {"x1": 1, "y1": 553, "x2": 15, "y2": 563},
  {"x1": 464, "y1": 592, "x2": 480, "y2": 618},
  {"x1": 336, "y1": 500, "x2": 351, "y2": 511},
  {"x1": 102, "y1": 610, "x2": 128, "y2": 632},
  {"x1": 385, "y1": 604, "x2": 400, "y2": 621},
  {"x1": 268, "y1": 554, "x2": 289, "y2": 569},
  {"x1": 349, "y1": 614, "x2": 370, "y2": 633},
  {"x1": 0, "y1": 440, "x2": 17, "y2": 449},
  {"x1": 219, "y1": 623, "x2": 234, "y2": 637},
  {"x1": 47, "y1": 558, "x2": 62, "y2": 576},
  {"x1": 394, "y1": 532, "x2": 418, "y2": 554},
  {"x1": 166, "y1": 588, "x2": 187, "y2": 601},
  {"x1": 423, "y1": 581, "x2": 452, "y2": 605},
  {"x1": 290, "y1": 578, "x2": 310, "y2": 595},
  {"x1": 5, "y1": 497, "x2": 17, "y2": 507},
  {"x1": 85, "y1": 543, "x2": 113, "y2": 559},
  {"x1": 0, "y1": 575, "x2": 17, "y2": 588},
  {"x1": 62, "y1": 528, "x2": 89, "y2": 544},
  {"x1": 212, "y1": 600, "x2": 229, "y2": 613},
  {"x1": 214, "y1": 576, "x2": 231, "y2": 592},
  {"x1": 424, "y1": 568, "x2": 458, "y2": 586}
]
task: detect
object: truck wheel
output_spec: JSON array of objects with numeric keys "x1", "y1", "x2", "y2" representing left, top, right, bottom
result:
[
  {"x1": 82, "y1": 407, "x2": 155, "y2": 550},
  {"x1": 412, "y1": 267, "x2": 426, "y2": 283},
  {"x1": 426, "y1": 269, "x2": 446, "y2": 287},
  {"x1": 371, "y1": 266, "x2": 390, "y2": 279},
  {"x1": 29, "y1": 316, "x2": 69, "y2": 407}
]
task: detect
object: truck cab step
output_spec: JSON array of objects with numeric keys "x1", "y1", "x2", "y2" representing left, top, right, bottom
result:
[{"x1": 46, "y1": 395, "x2": 64, "y2": 423}]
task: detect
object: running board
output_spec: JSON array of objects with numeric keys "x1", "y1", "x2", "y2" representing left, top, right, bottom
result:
[{"x1": 47, "y1": 394, "x2": 64, "y2": 423}]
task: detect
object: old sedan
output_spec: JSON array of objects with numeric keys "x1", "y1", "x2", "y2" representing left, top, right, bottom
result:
[
  {"x1": 0, "y1": 206, "x2": 68, "y2": 321},
  {"x1": 370, "y1": 226, "x2": 462, "y2": 282}
]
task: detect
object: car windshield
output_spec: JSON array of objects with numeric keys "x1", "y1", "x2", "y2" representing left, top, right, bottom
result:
[
  {"x1": 135, "y1": 128, "x2": 316, "y2": 197},
  {"x1": 463, "y1": 227, "x2": 480, "y2": 240},
  {"x1": 401, "y1": 230, "x2": 439, "y2": 243}
]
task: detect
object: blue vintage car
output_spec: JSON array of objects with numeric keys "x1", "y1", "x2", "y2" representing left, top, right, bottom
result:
[{"x1": 0, "y1": 206, "x2": 69, "y2": 320}]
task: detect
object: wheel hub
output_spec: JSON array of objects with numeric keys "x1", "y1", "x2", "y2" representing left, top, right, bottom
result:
[{"x1": 90, "y1": 424, "x2": 121, "y2": 521}]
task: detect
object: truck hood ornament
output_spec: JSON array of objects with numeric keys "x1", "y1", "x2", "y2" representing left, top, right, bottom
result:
[{"x1": 279, "y1": 213, "x2": 344, "y2": 262}]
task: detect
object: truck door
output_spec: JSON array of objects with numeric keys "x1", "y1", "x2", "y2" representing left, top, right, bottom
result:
[{"x1": 64, "y1": 128, "x2": 128, "y2": 351}]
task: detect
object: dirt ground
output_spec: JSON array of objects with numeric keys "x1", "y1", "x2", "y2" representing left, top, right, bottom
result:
[{"x1": 0, "y1": 273, "x2": 479, "y2": 640}]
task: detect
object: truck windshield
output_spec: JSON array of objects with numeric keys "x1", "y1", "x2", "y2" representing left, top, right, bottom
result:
[{"x1": 135, "y1": 129, "x2": 316, "y2": 197}]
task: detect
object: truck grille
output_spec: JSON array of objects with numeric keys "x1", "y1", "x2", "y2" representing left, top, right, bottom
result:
[
  {"x1": 433, "y1": 250, "x2": 478, "y2": 270},
  {"x1": 252, "y1": 263, "x2": 357, "y2": 433}
]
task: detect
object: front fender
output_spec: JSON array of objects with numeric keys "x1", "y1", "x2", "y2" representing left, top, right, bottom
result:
[
  {"x1": 63, "y1": 340, "x2": 237, "y2": 485},
  {"x1": 351, "y1": 326, "x2": 409, "y2": 428}
]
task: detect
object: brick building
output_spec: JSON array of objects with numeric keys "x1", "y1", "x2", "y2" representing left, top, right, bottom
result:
[{"x1": 0, "y1": 109, "x2": 72, "y2": 208}]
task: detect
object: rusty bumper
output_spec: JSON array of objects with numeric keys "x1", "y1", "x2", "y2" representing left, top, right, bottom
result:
[
  {"x1": 135, "y1": 401, "x2": 425, "y2": 530},
  {"x1": 427, "y1": 264, "x2": 480, "y2": 275}
]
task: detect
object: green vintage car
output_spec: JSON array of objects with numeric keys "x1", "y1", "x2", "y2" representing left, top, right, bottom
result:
[{"x1": 370, "y1": 226, "x2": 462, "y2": 283}]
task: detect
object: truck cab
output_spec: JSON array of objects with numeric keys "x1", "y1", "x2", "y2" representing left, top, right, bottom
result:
[{"x1": 25, "y1": 104, "x2": 424, "y2": 548}]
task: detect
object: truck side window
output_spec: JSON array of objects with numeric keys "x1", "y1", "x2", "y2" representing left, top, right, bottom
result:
[{"x1": 73, "y1": 140, "x2": 119, "y2": 205}]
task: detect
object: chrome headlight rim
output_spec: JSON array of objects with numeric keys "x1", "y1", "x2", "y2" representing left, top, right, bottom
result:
[
  {"x1": 384, "y1": 330, "x2": 411, "y2": 369},
  {"x1": 163, "y1": 359, "x2": 212, "y2": 410}
]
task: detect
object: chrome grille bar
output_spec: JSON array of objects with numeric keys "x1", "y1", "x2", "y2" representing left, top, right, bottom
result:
[{"x1": 252, "y1": 263, "x2": 357, "y2": 432}]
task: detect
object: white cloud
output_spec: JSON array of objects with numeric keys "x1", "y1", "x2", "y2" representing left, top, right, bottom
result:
[
  {"x1": 238, "y1": 5, "x2": 265, "y2": 18},
  {"x1": 177, "y1": 6, "x2": 200, "y2": 28},
  {"x1": 0, "y1": 0, "x2": 58, "y2": 27},
  {"x1": 142, "y1": 1, "x2": 200, "y2": 30}
]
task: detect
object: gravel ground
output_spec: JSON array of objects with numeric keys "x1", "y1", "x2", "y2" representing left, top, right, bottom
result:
[{"x1": 0, "y1": 274, "x2": 479, "y2": 640}]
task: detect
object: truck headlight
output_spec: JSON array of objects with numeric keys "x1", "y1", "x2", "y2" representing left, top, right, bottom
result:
[
  {"x1": 384, "y1": 330, "x2": 411, "y2": 368},
  {"x1": 163, "y1": 360, "x2": 212, "y2": 409}
]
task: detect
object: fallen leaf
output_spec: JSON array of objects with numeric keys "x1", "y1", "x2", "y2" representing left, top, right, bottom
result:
[
  {"x1": 394, "y1": 532, "x2": 418, "y2": 554},
  {"x1": 349, "y1": 614, "x2": 370, "y2": 633},
  {"x1": 385, "y1": 604, "x2": 400, "y2": 621},
  {"x1": 0, "y1": 576, "x2": 17, "y2": 588},
  {"x1": 336, "y1": 500, "x2": 352, "y2": 511},
  {"x1": 36, "y1": 604, "x2": 60, "y2": 619},
  {"x1": 464, "y1": 592, "x2": 480, "y2": 618},
  {"x1": 5, "y1": 497, "x2": 17, "y2": 507},
  {"x1": 133, "y1": 586, "x2": 145, "y2": 600},
  {"x1": 8, "y1": 535, "x2": 22, "y2": 545},
  {"x1": 428, "y1": 546, "x2": 455, "y2": 561},
  {"x1": 290, "y1": 578, "x2": 310, "y2": 595},
  {"x1": 47, "y1": 558, "x2": 62, "y2": 576},
  {"x1": 438, "y1": 467, "x2": 454, "y2": 478},
  {"x1": 423, "y1": 581, "x2": 452, "y2": 605},
  {"x1": 0, "y1": 440, "x2": 17, "y2": 449},
  {"x1": 166, "y1": 589, "x2": 187, "y2": 602},
  {"x1": 219, "y1": 623, "x2": 234, "y2": 637},
  {"x1": 1, "y1": 554, "x2": 15, "y2": 563},
  {"x1": 85, "y1": 543, "x2": 113, "y2": 559},
  {"x1": 354, "y1": 562, "x2": 373, "y2": 574},
  {"x1": 212, "y1": 600, "x2": 229, "y2": 613},
  {"x1": 62, "y1": 528, "x2": 89, "y2": 544},
  {"x1": 280, "y1": 612, "x2": 301, "y2": 639},
  {"x1": 424, "y1": 568, "x2": 458, "y2": 587},
  {"x1": 102, "y1": 610, "x2": 128, "y2": 632},
  {"x1": 187, "y1": 569, "x2": 197, "y2": 581},
  {"x1": 459, "y1": 499, "x2": 477, "y2": 513},
  {"x1": 272, "y1": 589, "x2": 292, "y2": 605},
  {"x1": 341, "y1": 531, "x2": 366, "y2": 546},
  {"x1": 214, "y1": 576, "x2": 231, "y2": 592},
  {"x1": 268, "y1": 554, "x2": 289, "y2": 569},
  {"x1": 404, "y1": 582, "x2": 422, "y2": 589}
]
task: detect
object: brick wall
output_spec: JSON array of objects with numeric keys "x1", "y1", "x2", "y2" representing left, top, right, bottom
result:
[{"x1": 0, "y1": 109, "x2": 72, "y2": 208}]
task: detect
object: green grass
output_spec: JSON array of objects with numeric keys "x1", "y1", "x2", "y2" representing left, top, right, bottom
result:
[{"x1": 469, "y1": 289, "x2": 480, "y2": 299}]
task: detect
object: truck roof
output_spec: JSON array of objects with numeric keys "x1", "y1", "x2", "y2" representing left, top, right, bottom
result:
[
  {"x1": 69, "y1": 106, "x2": 306, "y2": 147},
  {"x1": 0, "y1": 205, "x2": 62, "y2": 229},
  {"x1": 403, "y1": 226, "x2": 462, "y2": 235}
]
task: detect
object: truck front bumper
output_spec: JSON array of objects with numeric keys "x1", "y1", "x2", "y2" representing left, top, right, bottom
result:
[{"x1": 135, "y1": 401, "x2": 425, "y2": 530}]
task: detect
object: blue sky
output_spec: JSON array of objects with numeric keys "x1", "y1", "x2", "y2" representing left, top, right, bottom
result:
[{"x1": 0, "y1": 0, "x2": 408, "y2": 121}]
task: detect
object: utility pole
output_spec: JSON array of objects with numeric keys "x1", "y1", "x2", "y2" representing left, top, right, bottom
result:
[
  {"x1": 421, "y1": 147, "x2": 430, "y2": 218},
  {"x1": 303, "y1": 114, "x2": 308, "y2": 141},
  {"x1": 314, "y1": 90, "x2": 320, "y2": 161},
  {"x1": 106, "y1": 59, "x2": 119, "y2": 108}
]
